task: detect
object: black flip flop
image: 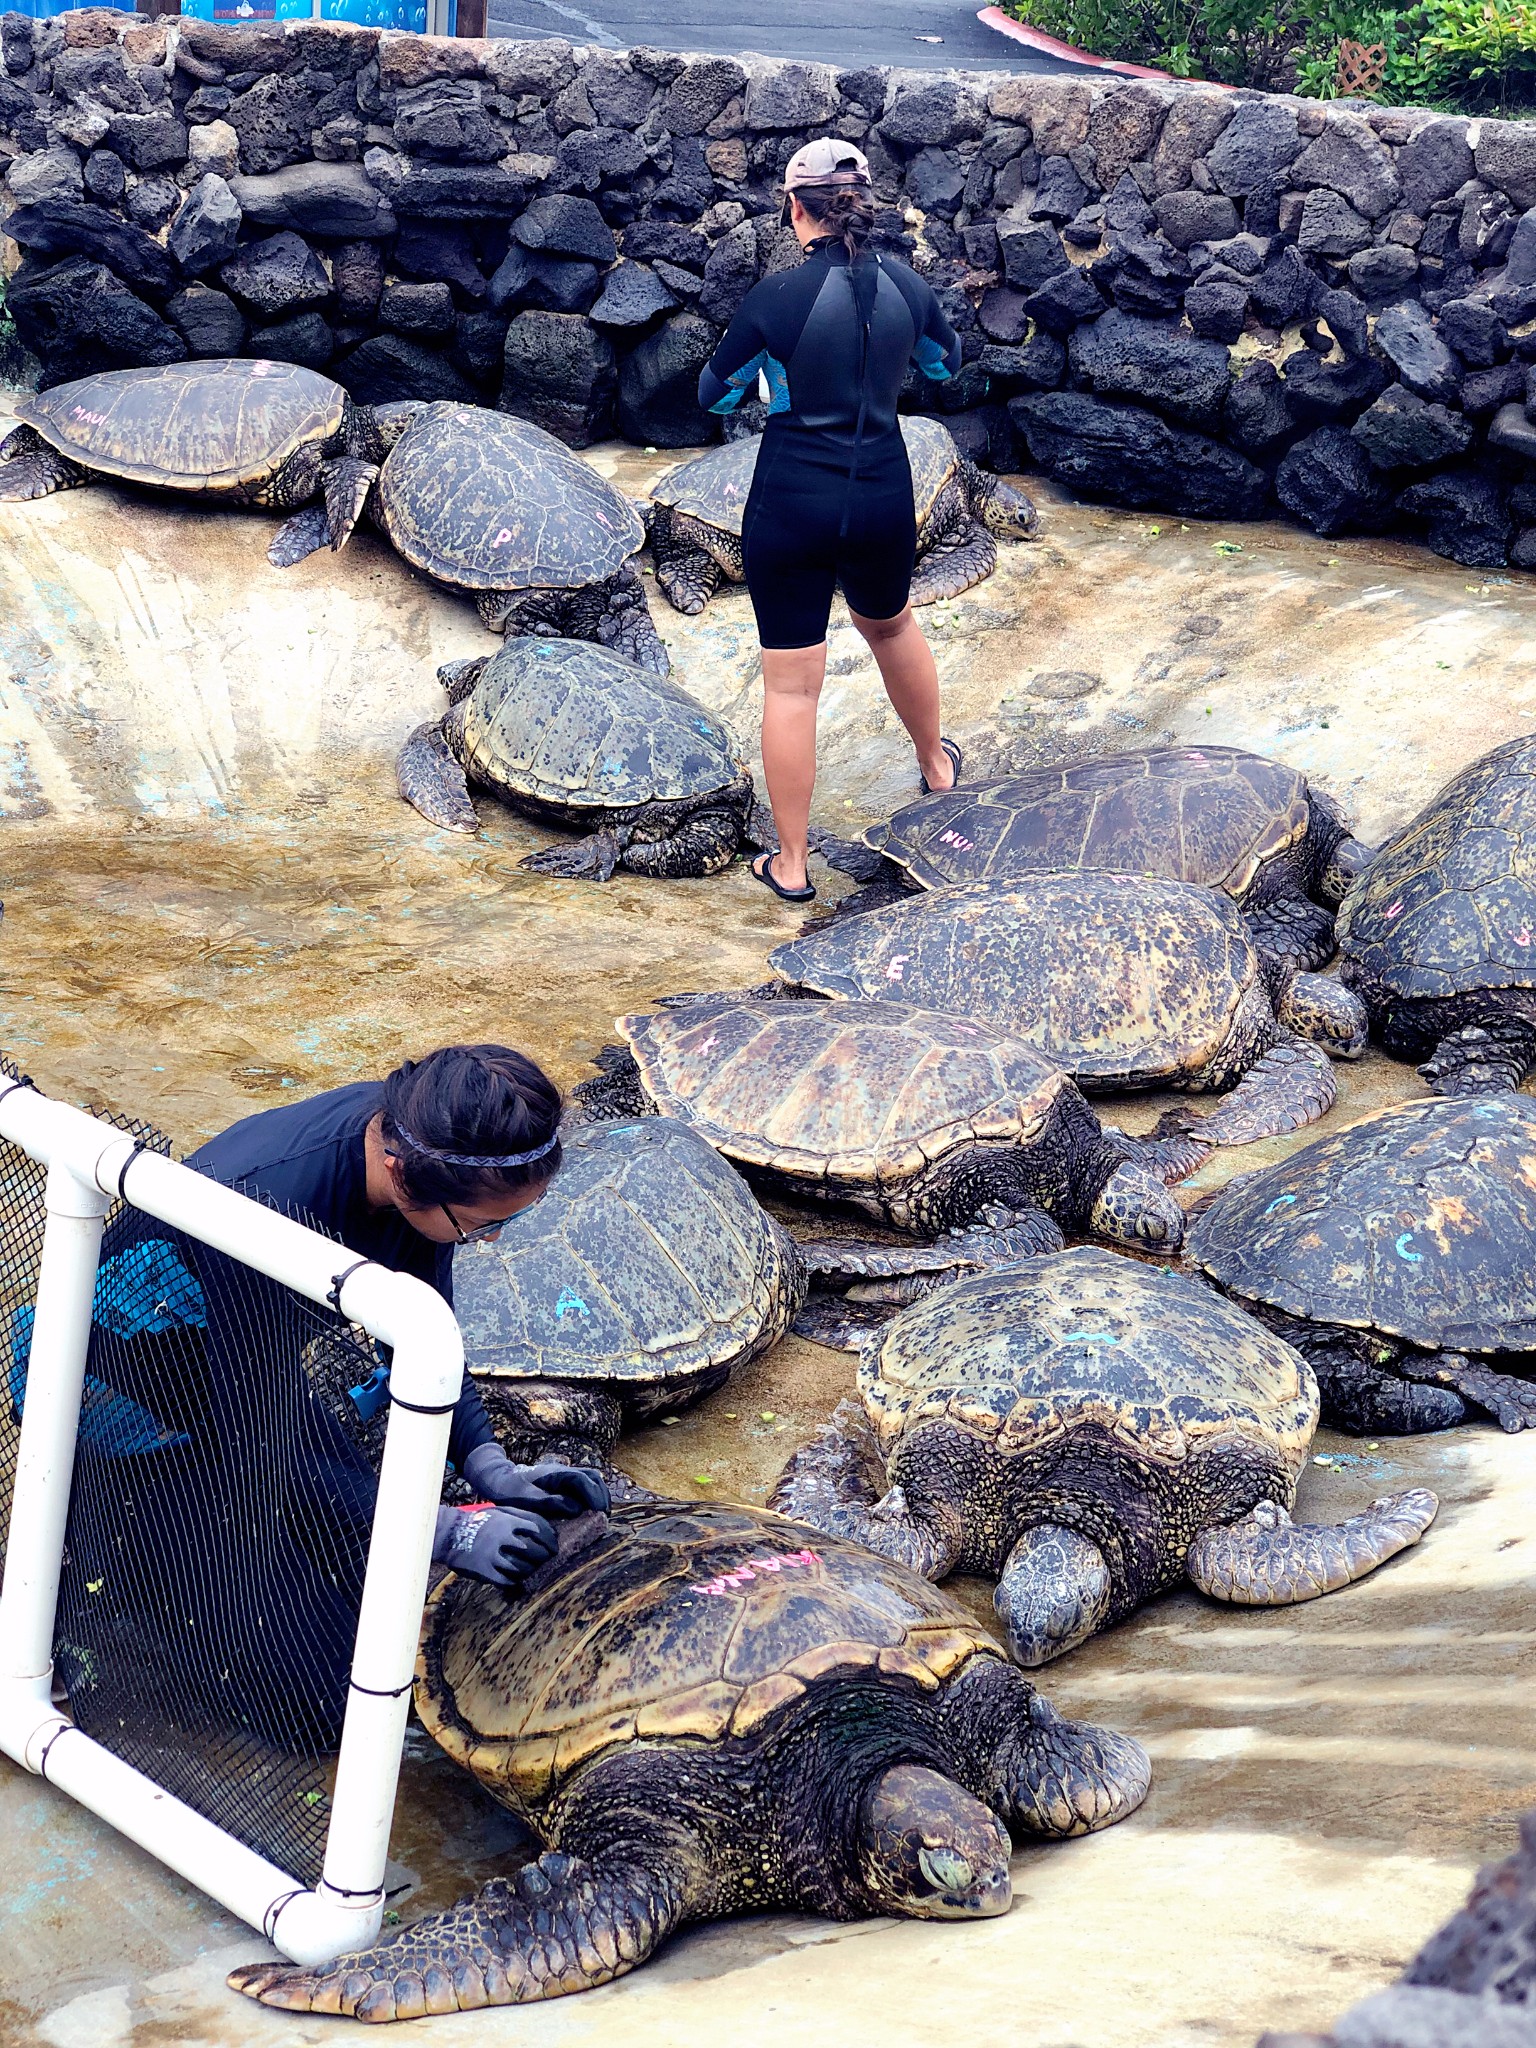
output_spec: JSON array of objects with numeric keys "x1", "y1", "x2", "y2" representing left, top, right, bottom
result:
[
  {"x1": 751, "y1": 851, "x2": 816, "y2": 903},
  {"x1": 920, "y1": 736, "x2": 963, "y2": 796}
]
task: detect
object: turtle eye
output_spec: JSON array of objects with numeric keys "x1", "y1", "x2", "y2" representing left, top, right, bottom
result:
[{"x1": 917, "y1": 1846, "x2": 975, "y2": 1895}]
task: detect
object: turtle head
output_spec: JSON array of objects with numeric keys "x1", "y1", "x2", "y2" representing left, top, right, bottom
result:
[
  {"x1": 350, "y1": 399, "x2": 430, "y2": 463},
  {"x1": 856, "y1": 1764, "x2": 1012, "y2": 1920},
  {"x1": 975, "y1": 473, "x2": 1040, "y2": 542}
]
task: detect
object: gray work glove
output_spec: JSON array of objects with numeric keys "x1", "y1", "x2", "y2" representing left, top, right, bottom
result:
[
  {"x1": 460, "y1": 1443, "x2": 610, "y2": 1520},
  {"x1": 432, "y1": 1503, "x2": 557, "y2": 1588}
]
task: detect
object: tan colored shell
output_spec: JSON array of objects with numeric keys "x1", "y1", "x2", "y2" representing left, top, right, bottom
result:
[
  {"x1": 862, "y1": 1246, "x2": 1317, "y2": 1474},
  {"x1": 16, "y1": 360, "x2": 345, "y2": 490},
  {"x1": 416, "y1": 1501, "x2": 997, "y2": 1814},
  {"x1": 652, "y1": 416, "x2": 961, "y2": 534},
  {"x1": 615, "y1": 997, "x2": 1071, "y2": 1190}
]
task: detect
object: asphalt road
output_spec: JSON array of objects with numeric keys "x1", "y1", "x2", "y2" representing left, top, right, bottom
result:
[{"x1": 485, "y1": 0, "x2": 1085, "y2": 72}]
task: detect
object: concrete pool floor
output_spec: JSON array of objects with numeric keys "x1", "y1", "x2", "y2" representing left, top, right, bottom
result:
[{"x1": 2, "y1": 443, "x2": 1536, "y2": 2045}]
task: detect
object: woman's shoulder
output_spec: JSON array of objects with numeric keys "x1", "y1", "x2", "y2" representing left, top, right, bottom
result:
[{"x1": 872, "y1": 249, "x2": 937, "y2": 303}]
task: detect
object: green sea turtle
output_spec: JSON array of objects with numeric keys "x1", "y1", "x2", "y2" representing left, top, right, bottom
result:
[
  {"x1": 229, "y1": 1500, "x2": 1150, "y2": 2020},
  {"x1": 773, "y1": 1245, "x2": 1437, "y2": 1666},
  {"x1": 395, "y1": 638, "x2": 755, "y2": 877},
  {"x1": 0, "y1": 359, "x2": 391, "y2": 553},
  {"x1": 1337, "y1": 735, "x2": 1536, "y2": 1093},
  {"x1": 839, "y1": 745, "x2": 1372, "y2": 974},
  {"x1": 768, "y1": 875, "x2": 1368, "y2": 1147},
  {"x1": 274, "y1": 401, "x2": 668, "y2": 673},
  {"x1": 572, "y1": 996, "x2": 1188, "y2": 1264},
  {"x1": 1188, "y1": 1093, "x2": 1536, "y2": 1435},
  {"x1": 646, "y1": 416, "x2": 1039, "y2": 615}
]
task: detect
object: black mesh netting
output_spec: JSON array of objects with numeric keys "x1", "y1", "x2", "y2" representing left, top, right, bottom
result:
[{"x1": 0, "y1": 1070, "x2": 397, "y2": 1888}]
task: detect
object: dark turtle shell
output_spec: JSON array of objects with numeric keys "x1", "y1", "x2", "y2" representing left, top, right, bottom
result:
[
  {"x1": 1187, "y1": 1094, "x2": 1536, "y2": 1353},
  {"x1": 452, "y1": 1118, "x2": 799, "y2": 1386},
  {"x1": 456, "y1": 638, "x2": 745, "y2": 809},
  {"x1": 652, "y1": 416, "x2": 961, "y2": 536},
  {"x1": 14, "y1": 359, "x2": 345, "y2": 490},
  {"x1": 416, "y1": 1499, "x2": 997, "y2": 1812},
  {"x1": 615, "y1": 996, "x2": 1080, "y2": 1185},
  {"x1": 1337, "y1": 735, "x2": 1536, "y2": 1002},
  {"x1": 864, "y1": 745, "x2": 1314, "y2": 897},
  {"x1": 377, "y1": 405, "x2": 644, "y2": 593},
  {"x1": 769, "y1": 875, "x2": 1260, "y2": 1086},
  {"x1": 863, "y1": 1244, "x2": 1315, "y2": 1468}
]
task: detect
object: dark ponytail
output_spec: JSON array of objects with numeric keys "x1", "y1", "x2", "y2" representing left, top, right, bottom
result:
[
  {"x1": 795, "y1": 179, "x2": 876, "y2": 261},
  {"x1": 380, "y1": 1043, "x2": 562, "y2": 1207}
]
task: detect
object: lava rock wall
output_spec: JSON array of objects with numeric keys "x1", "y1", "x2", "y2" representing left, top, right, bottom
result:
[{"x1": 6, "y1": 9, "x2": 1536, "y2": 568}]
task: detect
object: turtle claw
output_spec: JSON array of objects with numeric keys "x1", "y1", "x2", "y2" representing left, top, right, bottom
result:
[{"x1": 268, "y1": 504, "x2": 331, "y2": 569}]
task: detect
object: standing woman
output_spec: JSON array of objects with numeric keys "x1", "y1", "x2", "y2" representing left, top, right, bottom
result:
[{"x1": 697, "y1": 140, "x2": 963, "y2": 903}]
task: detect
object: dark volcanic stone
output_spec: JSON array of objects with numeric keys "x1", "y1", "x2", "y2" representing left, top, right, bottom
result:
[
  {"x1": 1462, "y1": 361, "x2": 1526, "y2": 417},
  {"x1": 1398, "y1": 120, "x2": 1475, "y2": 216},
  {"x1": 1489, "y1": 400, "x2": 1536, "y2": 460},
  {"x1": 589, "y1": 260, "x2": 677, "y2": 329},
  {"x1": 126, "y1": 177, "x2": 181, "y2": 233},
  {"x1": 167, "y1": 173, "x2": 242, "y2": 276},
  {"x1": 1224, "y1": 359, "x2": 1294, "y2": 460},
  {"x1": 998, "y1": 220, "x2": 1070, "y2": 293},
  {"x1": 251, "y1": 310, "x2": 334, "y2": 368},
  {"x1": 1437, "y1": 295, "x2": 1507, "y2": 367},
  {"x1": 1250, "y1": 248, "x2": 1319, "y2": 328},
  {"x1": 393, "y1": 79, "x2": 503, "y2": 163},
  {"x1": 513, "y1": 193, "x2": 616, "y2": 264},
  {"x1": 1068, "y1": 308, "x2": 1231, "y2": 429},
  {"x1": 1206, "y1": 100, "x2": 1300, "y2": 198},
  {"x1": 83, "y1": 150, "x2": 127, "y2": 205},
  {"x1": 332, "y1": 239, "x2": 383, "y2": 321},
  {"x1": 906, "y1": 148, "x2": 966, "y2": 217},
  {"x1": 501, "y1": 308, "x2": 616, "y2": 446},
  {"x1": 1352, "y1": 385, "x2": 1474, "y2": 470},
  {"x1": 555, "y1": 126, "x2": 648, "y2": 196},
  {"x1": 1185, "y1": 280, "x2": 1247, "y2": 343},
  {"x1": 1504, "y1": 209, "x2": 1536, "y2": 290},
  {"x1": 452, "y1": 310, "x2": 509, "y2": 384},
  {"x1": 230, "y1": 163, "x2": 396, "y2": 239},
  {"x1": 698, "y1": 221, "x2": 758, "y2": 326},
  {"x1": 621, "y1": 220, "x2": 708, "y2": 272},
  {"x1": 1023, "y1": 265, "x2": 1105, "y2": 336},
  {"x1": 380, "y1": 280, "x2": 455, "y2": 337},
  {"x1": 661, "y1": 57, "x2": 746, "y2": 137},
  {"x1": 979, "y1": 330, "x2": 1066, "y2": 390},
  {"x1": 1280, "y1": 348, "x2": 1388, "y2": 426},
  {"x1": 9, "y1": 253, "x2": 186, "y2": 380},
  {"x1": 391, "y1": 220, "x2": 484, "y2": 298},
  {"x1": 1290, "y1": 116, "x2": 1400, "y2": 218},
  {"x1": 338, "y1": 332, "x2": 475, "y2": 405},
  {"x1": 1275, "y1": 426, "x2": 1391, "y2": 535},
  {"x1": 218, "y1": 231, "x2": 331, "y2": 320},
  {"x1": 107, "y1": 110, "x2": 188, "y2": 173},
  {"x1": 1310, "y1": 284, "x2": 1368, "y2": 359},
  {"x1": 1347, "y1": 243, "x2": 1418, "y2": 299},
  {"x1": 486, "y1": 244, "x2": 601, "y2": 316},
  {"x1": 1152, "y1": 189, "x2": 1238, "y2": 249},
  {"x1": 1297, "y1": 188, "x2": 1373, "y2": 258},
  {"x1": 394, "y1": 166, "x2": 536, "y2": 219},
  {"x1": 1375, "y1": 299, "x2": 1461, "y2": 402},
  {"x1": 1397, "y1": 469, "x2": 1511, "y2": 566},
  {"x1": 227, "y1": 73, "x2": 316, "y2": 176},
  {"x1": 1010, "y1": 389, "x2": 1266, "y2": 520},
  {"x1": 1031, "y1": 153, "x2": 1092, "y2": 224},
  {"x1": 878, "y1": 79, "x2": 984, "y2": 152},
  {"x1": 979, "y1": 286, "x2": 1030, "y2": 345},
  {"x1": 617, "y1": 311, "x2": 718, "y2": 448},
  {"x1": 167, "y1": 283, "x2": 246, "y2": 357},
  {"x1": 3, "y1": 198, "x2": 175, "y2": 298},
  {"x1": 7, "y1": 148, "x2": 85, "y2": 208}
]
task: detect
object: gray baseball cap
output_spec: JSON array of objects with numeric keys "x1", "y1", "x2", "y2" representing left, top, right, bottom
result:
[{"x1": 780, "y1": 138, "x2": 872, "y2": 222}]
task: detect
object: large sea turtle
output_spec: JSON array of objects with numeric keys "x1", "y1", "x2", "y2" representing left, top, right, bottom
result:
[
  {"x1": 773, "y1": 1246, "x2": 1437, "y2": 1665},
  {"x1": 274, "y1": 401, "x2": 668, "y2": 673},
  {"x1": 229, "y1": 1500, "x2": 1150, "y2": 2020},
  {"x1": 1188, "y1": 1093, "x2": 1536, "y2": 1434},
  {"x1": 839, "y1": 745, "x2": 1372, "y2": 974},
  {"x1": 395, "y1": 639, "x2": 756, "y2": 877},
  {"x1": 454, "y1": 1118, "x2": 803, "y2": 1483},
  {"x1": 768, "y1": 875, "x2": 1368, "y2": 1146},
  {"x1": 1337, "y1": 735, "x2": 1536, "y2": 1093},
  {"x1": 572, "y1": 996, "x2": 1188, "y2": 1257},
  {"x1": 646, "y1": 416, "x2": 1039, "y2": 614},
  {"x1": 0, "y1": 359, "x2": 390, "y2": 553}
]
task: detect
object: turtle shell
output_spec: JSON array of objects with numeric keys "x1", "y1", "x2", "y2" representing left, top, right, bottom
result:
[
  {"x1": 416, "y1": 1499, "x2": 997, "y2": 1813},
  {"x1": 862, "y1": 1244, "x2": 1316, "y2": 1471},
  {"x1": 453, "y1": 1118, "x2": 798, "y2": 1385},
  {"x1": 651, "y1": 416, "x2": 960, "y2": 535},
  {"x1": 14, "y1": 359, "x2": 345, "y2": 491},
  {"x1": 376, "y1": 404, "x2": 644, "y2": 592},
  {"x1": 769, "y1": 875, "x2": 1259, "y2": 1087},
  {"x1": 1187, "y1": 1093, "x2": 1536, "y2": 1353},
  {"x1": 456, "y1": 638, "x2": 745, "y2": 809},
  {"x1": 864, "y1": 745, "x2": 1313, "y2": 897},
  {"x1": 1337, "y1": 735, "x2": 1536, "y2": 1002},
  {"x1": 615, "y1": 996, "x2": 1078, "y2": 1188}
]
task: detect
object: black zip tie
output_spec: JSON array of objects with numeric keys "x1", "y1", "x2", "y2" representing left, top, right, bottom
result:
[
  {"x1": 115, "y1": 1140, "x2": 148, "y2": 1204},
  {"x1": 315, "y1": 1882, "x2": 387, "y2": 1901},
  {"x1": 388, "y1": 1390, "x2": 457, "y2": 1417},
  {"x1": 0, "y1": 1072, "x2": 36, "y2": 1106},
  {"x1": 35, "y1": 1719, "x2": 75, "y2": 1781},
  {"x1": 327, "y1": 1257, "x2": 374, "y2": 1315},
  {"x1": 262, "y1": 1888, "x2": 307, "y2": 1943},
  {"x1": 348, "y1": 1676, "x2": 412, "y2": 1700}
]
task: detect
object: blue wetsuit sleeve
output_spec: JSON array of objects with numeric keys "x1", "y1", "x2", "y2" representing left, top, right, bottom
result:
[
  {"x1": 913, "y1": 282, "x2": 961, "y2": 382},
  {"x1": 698, "y1": 295, "x2": 772, "y2": 414}
]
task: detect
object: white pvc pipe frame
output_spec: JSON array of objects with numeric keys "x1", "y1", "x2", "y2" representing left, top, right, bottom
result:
[{"x1": 0, "y1": 1077, "x2": 464, "y2": 1965}]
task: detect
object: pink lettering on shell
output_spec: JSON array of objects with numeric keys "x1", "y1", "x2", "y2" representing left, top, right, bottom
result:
[
  {"x1": 491, "y1": 529, "x2": 514, "y2": 547},
  {"x1": 937, "y1": 830, "x2": 974, "y2": 851},
  {"x1": 1383, "y1": 899, "x2": 1405, "y2": 920},
  {"x1": 885, "y1": 954, "x2": 909, "y2": 981},
  {"x1": 690, "y1": 1548, "x2": 821, "y2": 1597},
  {"x1": 70, "y1": 407, "x2": 109, "y2": 426}
]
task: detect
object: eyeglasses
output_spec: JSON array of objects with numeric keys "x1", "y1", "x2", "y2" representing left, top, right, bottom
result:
[{"x1": 441, "y1": 1203, "x2": 511, "y2": 1245}]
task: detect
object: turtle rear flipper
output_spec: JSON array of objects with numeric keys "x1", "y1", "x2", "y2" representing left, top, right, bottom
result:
[
  {"x1": 229, "y1": 1849, "x2": 687, "y2": 2018},
  {"x1": 909, "y1": 523, "x2": 997, "y2": 604},
  {"x1": 619, "y1": 808, "x2": 743, "y2": 879},
  {"x1": 1181, "y1": 1037, "x2": 1336, "y2": 1147},
  {"x1": 1308, "y1": 1343, "x2": 1467, "y2": 1434},
  {"x1": 321, "y1": 455, "x2": 379, "y2": 551},
  {"x1": 520, "y1": 825, "x2": 625, "y2": 882},
  {"x1": 1185, "y1": 1489, "x2": 1438, "y2": 1605},
  {"x1": 769, "y1": 1398, "x2": 959, "y2": 1579},
  {"x1": 652, "y1": 514, "x2": 724, "y2": 615},
  {"x1": 1394, "y1": 1350, "x2": 1536, "y2": 1433},
  {"x1": 1419, "y1": 1018, "x2": 1536, "y2": 1095},
  {"x1": 0, "y1": 426, "x2": 89, "y2": 499},
  {"x1": 268, "y1": 504, "x2": 331, "y2": 569},
  {"x1": 397, "y1": 719, "x2": 479, "y2": 834}
]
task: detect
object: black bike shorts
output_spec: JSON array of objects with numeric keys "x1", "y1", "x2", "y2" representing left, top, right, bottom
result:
[{"x1": 741, "y1": 426, "x2": 917, "y2": 650}]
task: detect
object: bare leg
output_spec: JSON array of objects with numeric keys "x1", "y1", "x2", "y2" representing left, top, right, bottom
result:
[
  {"x1": 757, "y1": 642, "x2": 827, "y2": 895},
  {"x1": 850, "y1": 605, "x2": 953, "y2": 794}
]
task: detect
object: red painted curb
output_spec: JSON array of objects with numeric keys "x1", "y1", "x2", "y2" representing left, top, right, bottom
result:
[{"x1": 976, "y1": 8, "x2": 1227, "y2": 83}]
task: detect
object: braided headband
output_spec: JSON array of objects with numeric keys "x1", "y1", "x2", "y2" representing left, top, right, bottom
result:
[{"x1": 391, "y1": 1128, "x2": 560, "y2": 1169}]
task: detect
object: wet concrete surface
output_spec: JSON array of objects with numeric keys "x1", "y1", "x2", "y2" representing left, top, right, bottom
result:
[{"x1": 2, "y1": 437, "x2": 1536, "y2": 2045}]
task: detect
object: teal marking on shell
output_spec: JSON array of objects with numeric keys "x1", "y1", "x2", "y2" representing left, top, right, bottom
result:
[
  {"x1": 1395, "y1": 1233, "x2": 1423, "y2": 1263},
  {"x1": 1264, "y1": 1194, "x2": 1297, "y2": 1215},
  {"x1": 555, "y1": 1289, "x2": 591, "y2": 1320}
]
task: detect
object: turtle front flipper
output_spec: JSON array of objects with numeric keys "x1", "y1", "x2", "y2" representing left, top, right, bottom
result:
[
  {"x1": 769, "y1": 1398, "x2": 960, "y2": 1579},
  {"x1": 910, "y1": 524, "x2": 998, "y2": 604},
  {"x1": 1419, "y1": 1018, "x2": 1536, "y2": 1095},
  {"x1": 1185, "y1": 1489, "x2": 1438, "y2": 1605},
  {"x1": 1393, "y1": 1350, "x2": 1536, "y2": 1433},
  {"x1": 946, "y1": 1658, "x2": 1150, "y2": 1838},
  {"x1": 1243, "y1": 895, "x2": 1338, "y2": 973},
  {"x1": 320, "y1": 455, "x2": 379, "y2": 552},
  {"x1": 397, "y1": 719, "x2": 480, "y2": 834},
  {"x1": 1275, "y1": 971, "x2": 1369, "y2": 1056},
  {"x1": 0, "y1": 426, "x2": 89, "y2": 499},
  {"x1": 228, "y1": 1850, "x2": 687, "y2": 2019},
  {"x1": 652, "y1": 511, "x2": 724, "y2": 614},
  {"x1": 993, "y1": 1524, "x2": 1113, "y2": 1666},
  {"x1": 1181, "y1": 1038, "x2": 1336, "y2": 1147},
  {"x1": 520, "y1": 825, "x2": 626, "y2": 881},
  {"x1": 268, "y1": 504, "x2": 332, "y2": 569}
]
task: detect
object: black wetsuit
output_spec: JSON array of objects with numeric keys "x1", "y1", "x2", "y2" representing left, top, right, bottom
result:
[{"x1": 697, "y1": 238, "x2": 961, "y2": 649}]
